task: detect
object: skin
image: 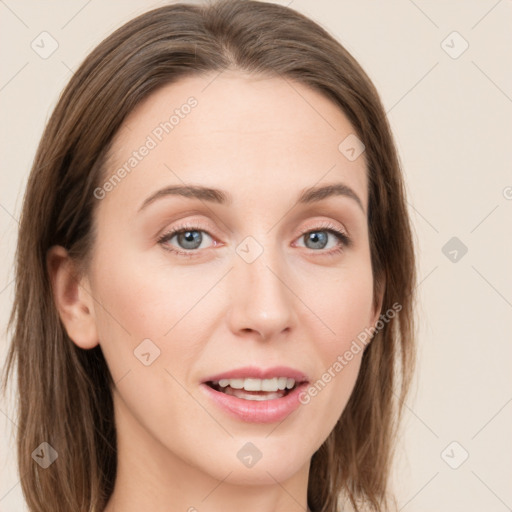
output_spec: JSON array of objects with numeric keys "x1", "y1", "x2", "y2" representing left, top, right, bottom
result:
[{"x1": 48, "y1": 71, "x2": 383, "y2": 512}]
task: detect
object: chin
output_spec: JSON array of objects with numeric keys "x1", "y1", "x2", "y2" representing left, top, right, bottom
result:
[{"x1": 192, "y1": 436, "x2": 311, "y2": 485}]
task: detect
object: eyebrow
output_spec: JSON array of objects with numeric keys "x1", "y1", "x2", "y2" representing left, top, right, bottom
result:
[{"x1": 138, "y1": 183, "x2": 365, "y2": 213}]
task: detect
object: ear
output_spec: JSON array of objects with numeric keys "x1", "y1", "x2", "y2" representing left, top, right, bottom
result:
[{"x1": 46, "y1": 245, "x2": 99, "y2": 349}]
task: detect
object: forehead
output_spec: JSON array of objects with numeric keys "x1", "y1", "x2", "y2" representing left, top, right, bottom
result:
[{"x1": 101, "y1": 71, "x2": 368, "y2": 216}]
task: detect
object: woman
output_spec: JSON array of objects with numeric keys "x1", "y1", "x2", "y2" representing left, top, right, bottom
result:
[{"x1": 1, "y1": 0, "x2": 416, "y2": 511}]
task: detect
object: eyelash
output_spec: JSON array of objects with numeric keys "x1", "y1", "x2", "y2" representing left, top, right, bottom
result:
[{"x1": 157, "y1": 221, "x2": 351, "y2": 259}]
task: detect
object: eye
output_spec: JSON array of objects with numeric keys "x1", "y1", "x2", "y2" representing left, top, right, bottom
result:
[
  {"x1": 157, "y1": 223, "x2": 217, "y2": 257},
  {"x1": 294, "y1": 221, "x2": 351, "y2": 256},
  {"x1": 157, "y1": 220, "x2": 351, "y2": 258}
]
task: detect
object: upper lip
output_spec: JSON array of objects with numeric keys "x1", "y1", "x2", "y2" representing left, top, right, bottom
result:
[{"x1": 202, "y1": 365, "x2": 309, "y2": 383}]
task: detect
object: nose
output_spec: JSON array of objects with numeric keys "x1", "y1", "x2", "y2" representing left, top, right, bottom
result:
[{"x1": 226, "y1": 247, "x2": 297, "y2": 340}]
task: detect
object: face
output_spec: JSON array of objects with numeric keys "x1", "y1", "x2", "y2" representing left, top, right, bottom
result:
[{"x1": 60, "y1": 72, "x2": 382, "y2": 487}]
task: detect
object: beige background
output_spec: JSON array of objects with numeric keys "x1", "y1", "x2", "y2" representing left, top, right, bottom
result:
[{"x1": 1, "y1": 1, "x2": 511, "y2": 510}]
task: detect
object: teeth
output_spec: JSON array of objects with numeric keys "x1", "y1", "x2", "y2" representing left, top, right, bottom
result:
[
  {"x1": 261, "y1": 378, "x2": 278, "y2": 392},
  {"x1": 277, "y1": 377, "x2": 287, "y2": 390},
  {"x1": 244, "y1": 378, "x2": 262, "y2": 391},
  {"x1": 215, "y1": 377, "x2": 296, "y2": 392}
]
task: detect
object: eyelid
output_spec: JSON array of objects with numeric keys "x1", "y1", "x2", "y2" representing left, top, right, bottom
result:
[
  {"x1": 157, "y1": 217, "x2": 351, "y2": 256},
  {"x1": 296, "y1": 218, "x2": 350, "y2": 241},
  {"x1": 156, "y1": 220, "x2": 220, "y2": 259},
  {"x1": 156, "y1": 219, "x2": 214, "y2": 241}
]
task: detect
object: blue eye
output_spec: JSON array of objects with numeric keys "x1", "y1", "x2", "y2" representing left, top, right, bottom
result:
[
  {"x1": 169, "y1": 229, "x2": 208, "y2": 250},
  {"x1": 299, "y1": 228, "x2": 349, "y2": 252},
  {"x1": 157, "y1": 225, "x2": 215, "y2": 257},
  {"x1": 157, "y1": 222, "x2": 351, "y2": 258}
]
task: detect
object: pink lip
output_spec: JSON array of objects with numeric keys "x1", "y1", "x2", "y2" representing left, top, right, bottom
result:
[{"x1": 200, "y1": 365, "x2": 309, "y2": 424}]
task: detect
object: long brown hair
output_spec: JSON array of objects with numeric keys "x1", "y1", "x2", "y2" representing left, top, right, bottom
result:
[{"x1": 1, "y1": 1, "x2": 417, "y2": 510}]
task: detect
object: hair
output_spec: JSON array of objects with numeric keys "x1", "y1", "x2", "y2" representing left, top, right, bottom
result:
[{"x1": 1, "y1": 1, "x2": 417, "y2": 511}]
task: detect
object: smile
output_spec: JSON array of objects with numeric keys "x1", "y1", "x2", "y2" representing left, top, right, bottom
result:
[{"x1": 200, "y1": 367, "x2": 309, "y2": 423}]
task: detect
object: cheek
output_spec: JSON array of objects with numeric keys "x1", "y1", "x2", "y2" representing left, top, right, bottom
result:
[
  {"x1": 295, "y1": 257, "x2": 374, "y2": 440},
  {"x1": 89, "y1": 253, "x2": 218, "y2": 448},
  {"x1": 92, "y1": 243, "x2": 213, "y2": 329},
  {"x1": 303, "y1": 255, "x2": 375, "y2": 348}
]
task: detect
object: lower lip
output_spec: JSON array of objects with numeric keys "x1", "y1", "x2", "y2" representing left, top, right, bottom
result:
[{"x1": 200, "y1": 382, "x2": 308, "y2": 423}]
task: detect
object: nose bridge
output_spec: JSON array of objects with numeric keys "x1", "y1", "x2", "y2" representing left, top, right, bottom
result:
[{"x1": 228, "y1": 234, "x2": 297, "y2": 338}]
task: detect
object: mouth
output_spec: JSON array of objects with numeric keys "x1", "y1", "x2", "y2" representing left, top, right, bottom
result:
[
  {"x1": 205, "y1": 377, "x2": 302, "y2": 401},
  {"x1": 200, "y1": 367, "x2": 310, "y2": 423}
]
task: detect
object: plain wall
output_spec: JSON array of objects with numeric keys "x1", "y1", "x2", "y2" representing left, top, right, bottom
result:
[{"x1": 1, "y1": 1, "x2": 511, "y2": 510}]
